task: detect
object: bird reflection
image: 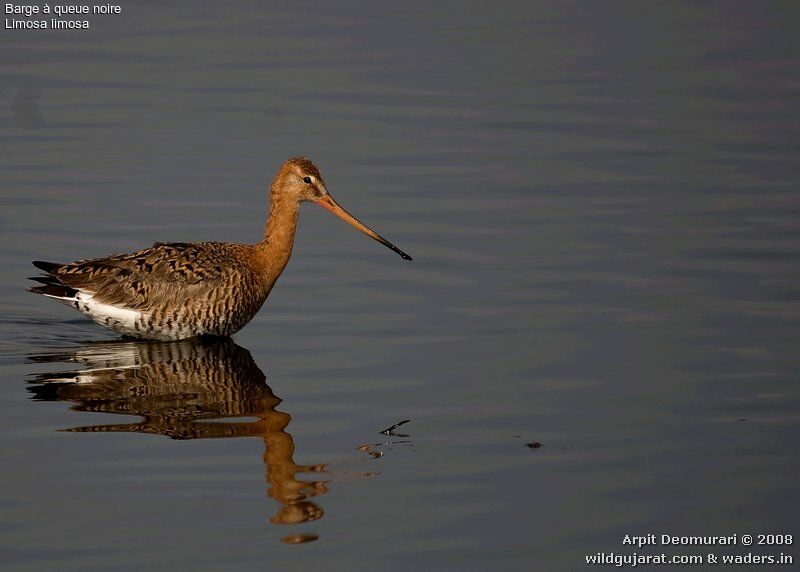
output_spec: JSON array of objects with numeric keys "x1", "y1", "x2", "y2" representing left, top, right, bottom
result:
[{"x1": 26, "y1": 337, "x2": 393, "y2": 543}]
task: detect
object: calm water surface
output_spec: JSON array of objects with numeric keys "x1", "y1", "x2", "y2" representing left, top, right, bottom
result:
[{"x1": 1, "y1": 2, "x2": 798, "y2": 570}]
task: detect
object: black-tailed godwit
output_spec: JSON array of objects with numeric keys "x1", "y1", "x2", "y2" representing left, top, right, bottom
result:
[{"x1": 28, "y1": 157, "x2": 411, "y2": 340}]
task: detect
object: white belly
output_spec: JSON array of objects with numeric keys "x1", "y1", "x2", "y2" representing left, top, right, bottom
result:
[{"x1": 57, "y1": 291, "x2": 200, "y2": 340}]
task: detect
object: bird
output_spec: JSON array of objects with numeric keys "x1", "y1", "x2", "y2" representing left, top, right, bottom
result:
[{"x1": 28, "y1": 157, "x2": 412, "y2": 340}]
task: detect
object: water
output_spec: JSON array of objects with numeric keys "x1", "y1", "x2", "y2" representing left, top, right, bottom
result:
[{"x1": 1, "y1": 1, "x2": 798, "y2": 569}]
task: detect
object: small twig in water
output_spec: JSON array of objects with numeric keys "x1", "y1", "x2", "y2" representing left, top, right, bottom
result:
[{"x1": 380, "y1": 419, "x2": 411, "y2": 436}]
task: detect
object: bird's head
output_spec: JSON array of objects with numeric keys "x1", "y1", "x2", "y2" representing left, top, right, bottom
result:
[
  {"x1": 277, "y1": 157, "x2": 328, "y2": 203},
  {"x1": 273, "y1": 157, "x2": 412, "y2": 261}
]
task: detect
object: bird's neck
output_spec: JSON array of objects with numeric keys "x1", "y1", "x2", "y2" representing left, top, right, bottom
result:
[{"x1": 256, "y1": 193, "x2": 300, "y2": 277}]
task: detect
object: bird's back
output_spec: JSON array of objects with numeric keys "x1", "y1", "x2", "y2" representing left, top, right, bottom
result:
[{"x1": 30, "y1": 241, "x2": 272, "y2": 340}]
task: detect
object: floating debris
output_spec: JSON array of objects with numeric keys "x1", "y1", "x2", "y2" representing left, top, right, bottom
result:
[
  {"x1": 380, "y1": 419, "x2": 411, "y2": 436},
  {"x1": 526, "y1": 442, "x2": 542, "y2": 449},
  {"x1": 281, "y1": 533, "x2": 319, "y2": 545}
]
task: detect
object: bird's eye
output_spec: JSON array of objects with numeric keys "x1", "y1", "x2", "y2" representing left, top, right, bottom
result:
[{"x1": 302, "y1": 176, "x2": 312, "y2": 184}]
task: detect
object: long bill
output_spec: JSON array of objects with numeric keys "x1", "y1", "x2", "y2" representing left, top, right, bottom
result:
[{"x1": 316, "y1": 194, "x2": 413, "y2": 261}]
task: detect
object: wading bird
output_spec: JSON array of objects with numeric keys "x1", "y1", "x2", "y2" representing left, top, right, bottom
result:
[{"x1": 28, "y1": 158, "x2": 411, "y2": 340}]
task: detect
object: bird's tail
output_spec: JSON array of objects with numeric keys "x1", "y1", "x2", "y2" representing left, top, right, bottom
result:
[{"x1": 27, "y1": 261, "x2": 78, "y2": 300}]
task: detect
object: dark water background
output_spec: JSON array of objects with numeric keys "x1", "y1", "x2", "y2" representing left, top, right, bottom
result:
[{"x1": 1, "y1": 1, "x2": 798, "y2": 570}]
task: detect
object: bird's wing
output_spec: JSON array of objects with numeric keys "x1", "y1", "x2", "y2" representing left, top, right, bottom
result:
[{"x1": 40, "y1": 242, "x2": 250, "y2": 311}]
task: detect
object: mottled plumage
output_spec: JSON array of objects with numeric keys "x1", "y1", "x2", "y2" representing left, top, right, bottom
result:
[
  {"x1": 31, "y1": 241, "x2": 268, "y2": 339},
  {"x1": 29, "y1": 157, "x2": 412, "y2": 340}
]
